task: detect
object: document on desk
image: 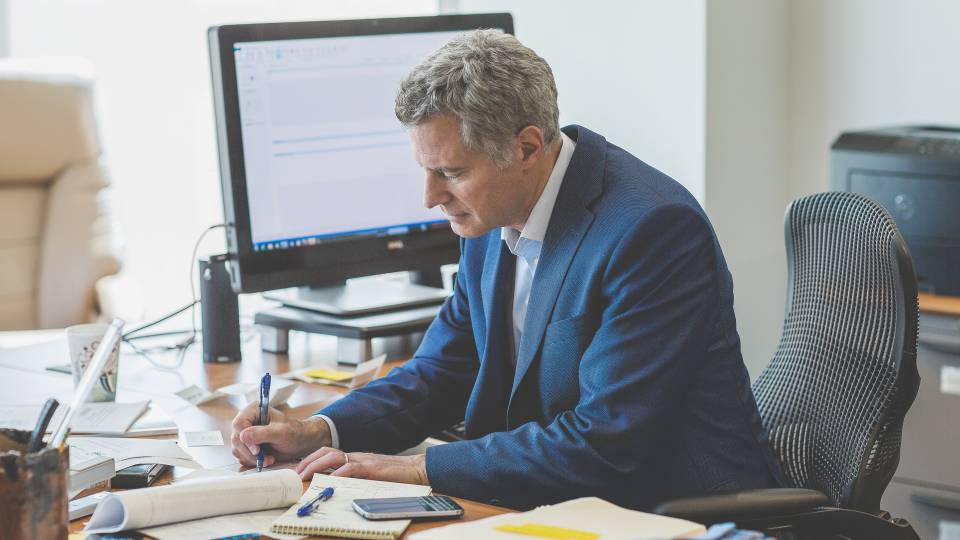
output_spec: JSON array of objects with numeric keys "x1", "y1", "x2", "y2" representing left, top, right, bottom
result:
[
  {"x1": 69, "y1": 436, "x2": 202, "y2": 471},
  {"x1": 83, "y1": 469, "x2": 303, "y2": 534},
  {"x1": 138, "y1": 508, "x2": 305, "y2": 540},
  {"x1": 0, "y1": 400, "x2": 150, "y2": 435}
]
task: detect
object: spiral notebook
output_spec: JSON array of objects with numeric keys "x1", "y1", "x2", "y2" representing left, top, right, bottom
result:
[{"x1": 271, "y1": 474, "x2": 432, "y2": 539}]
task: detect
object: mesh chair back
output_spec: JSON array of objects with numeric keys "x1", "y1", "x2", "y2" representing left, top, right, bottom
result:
[{"x1": 752, "y1": 192, "x2": 919, "y2": 514}]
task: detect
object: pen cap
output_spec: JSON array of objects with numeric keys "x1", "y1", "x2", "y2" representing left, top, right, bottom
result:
[
  {"x1": 0, "y1": 429, "x2": 69, "y2": 539},
  {"x1": 200, "y1": 254, "x2": 242, "y2": 363}
]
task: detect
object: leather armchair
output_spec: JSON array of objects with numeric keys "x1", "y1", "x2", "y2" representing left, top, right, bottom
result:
[{"x1": 0, "y1": 57, "x2": 122, "y2": 329}]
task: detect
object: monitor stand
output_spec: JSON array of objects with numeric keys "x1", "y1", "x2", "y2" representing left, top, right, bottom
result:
[{"x1": 263, "y1": 279, "x2": 449, "y2": 317}]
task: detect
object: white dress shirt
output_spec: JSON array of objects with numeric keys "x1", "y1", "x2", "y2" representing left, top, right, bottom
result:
[
  {"x1": 500, "y1": 132, "x2": 576, "y2": 363},
  {"x1": 317, "y1": 132, "x2": 576, "y2": 448}
]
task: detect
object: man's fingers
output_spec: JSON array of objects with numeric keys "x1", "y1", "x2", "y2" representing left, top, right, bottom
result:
[
  {"x1": 297, "y1": 448, "x2": 344, "y2": 480},
  {"x1": 231, "y1": 431, "x2": 257, "y2": 466},
  {"x1": 231, "y1": 403, "x2": 260, "y2": 432},
  {"x1": 295, "y1": 447, "x2": 336, "y2": 473}
]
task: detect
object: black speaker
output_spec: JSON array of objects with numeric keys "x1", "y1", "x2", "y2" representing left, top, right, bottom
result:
[{"x1": 199, "y1": 254, "x2": 241, "y2": 363}]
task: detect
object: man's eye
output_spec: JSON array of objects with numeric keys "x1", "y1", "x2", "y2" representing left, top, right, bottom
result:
[{"x1": 443, "y1": 173, "x2": 460, "y2": 180}]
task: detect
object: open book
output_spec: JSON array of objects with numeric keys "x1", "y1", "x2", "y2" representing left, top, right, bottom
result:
[
  {"x1": 410, "y1": 497, "x2": 706, "y2": 540},
  {"x1": 271, "y1": 474, "x2": 432, "y2": 539},
  {"x1": 83, "y1": 469, "x2": 302, "y2": 534}
]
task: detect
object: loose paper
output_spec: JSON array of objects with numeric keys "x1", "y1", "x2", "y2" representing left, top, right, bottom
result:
[
  {"x1": 278, "y1": 354, "x2": 387, "y2": 389},
  {"x1": 175, "y1": 379, "x2": 300, "y2": 407},
  {"x1": 69, "y1": 436, "x2": 202, "y2": 471},
  {"x1": 941, "y1": 365, "x2": 960, "y2": 397},
  {"x1": 139, "y1": 508, "x2": 305, "y2": 540},
  {"x1": 183, "y1": 430, "x2": 224, "y2": 447}
]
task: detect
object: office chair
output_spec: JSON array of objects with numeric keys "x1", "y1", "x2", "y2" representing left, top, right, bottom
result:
[
  {"x1": 0, "y1": 57, "x2": 123, "y2": 329},
  {"x1": 656, "y1": 192, "x2": 920, "y2": 539}
]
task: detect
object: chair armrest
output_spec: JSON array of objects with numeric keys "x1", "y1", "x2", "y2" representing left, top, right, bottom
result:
[{"x1": 654, "y1": 488, "x2": 832, "y2": 524}]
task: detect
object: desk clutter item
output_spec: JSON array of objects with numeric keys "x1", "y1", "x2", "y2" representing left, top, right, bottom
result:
[
  {"x1": 280, "y1": 354, "x2": 386, "y2": 390},
  {"x1": 68, "y1": 447, "x2": 115, "y2": 495},
  {"x1": 175, "y1": 378, "x2": 300, "y2": 407},
  {"x1": 0, "y1": 428, "x2": 69, "y2": 540},
  {"x1": 0, "y1": 400, "x2": 150, "y2": 436},
  {"x1": 409, "y1": 497, "x2": 706, "y2": 540},
  {"x1": 83, "y1": 469, "x2": 302, "y2": 534},
  {"x1": 69, "y1": 437, "x2": 201, "y2": 472},
  {"x1": 271, "y1": 473, "x2": 432, "y2": 539}
]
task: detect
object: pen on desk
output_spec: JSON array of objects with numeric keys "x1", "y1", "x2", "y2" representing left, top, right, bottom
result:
[
  {"x1": 26, "y1": 398, "x2": 59, "y2": 453},
  {"x1": 256, "y1": 372, "x2": 271, "y2": 472},
  {"x1": 297, "y1": 487, "x2": 335, "y2": 517}
]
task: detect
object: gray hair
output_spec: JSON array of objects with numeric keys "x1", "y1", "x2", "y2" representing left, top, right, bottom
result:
[{"x1": 395, "y1": 29, "x2": 560, "y2": 167}]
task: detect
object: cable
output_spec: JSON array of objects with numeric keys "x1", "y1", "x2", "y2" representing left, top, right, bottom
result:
[
  {"x1": 123, "y1": 223, "x2": 227, "y2": 371},
  {"x1": 122, "y1": 301, "x2": 198, "y2": 339}
]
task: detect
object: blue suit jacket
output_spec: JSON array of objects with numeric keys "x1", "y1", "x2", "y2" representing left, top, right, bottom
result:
[{"x1": 320, "y1": 125, "x2": 782, "y2": 510}]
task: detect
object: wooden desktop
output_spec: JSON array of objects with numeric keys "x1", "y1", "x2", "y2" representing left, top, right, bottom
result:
[{"x1": 0, "y1": 329, "x2": 507, "y2": 538}]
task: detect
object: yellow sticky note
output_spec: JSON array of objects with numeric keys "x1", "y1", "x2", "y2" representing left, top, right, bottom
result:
[
  {"x1": 303, "y1": 368, "x2": 354, "y2": 381},
  {"x1": 495, "y1": 523, "x2": 599, "y2": 540}
]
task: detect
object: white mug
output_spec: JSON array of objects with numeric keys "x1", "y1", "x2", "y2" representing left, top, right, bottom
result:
[{"x1": 65, "y1": 323, "x2": 120, "y2": 402}]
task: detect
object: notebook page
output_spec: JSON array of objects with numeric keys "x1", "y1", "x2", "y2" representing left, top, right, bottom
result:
[
  {"x1": 84, "y1": 469, "x2": 302, "y2": 533},
  {"x1": 272, "y1": 473, "x2": 432, "y2": 538}
]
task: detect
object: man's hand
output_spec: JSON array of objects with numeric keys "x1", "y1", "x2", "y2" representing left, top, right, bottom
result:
[
  {"x1": 295, "y1": 448, "x2": 429, "y2": 486},
  {"x1": 230, "y1": 403, "x2": 331, "y2": 468}
]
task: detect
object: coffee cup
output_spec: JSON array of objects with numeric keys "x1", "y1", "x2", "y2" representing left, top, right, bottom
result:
[{"x1": 65, "y1": 323, "x2": 120, "y2": 402}]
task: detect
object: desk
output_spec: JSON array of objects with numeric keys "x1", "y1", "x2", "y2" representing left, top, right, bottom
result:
[{"x1": 0, "y1": 330, "x2": 508, "y2": 538}]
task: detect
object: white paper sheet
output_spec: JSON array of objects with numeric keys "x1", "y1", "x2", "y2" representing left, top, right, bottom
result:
[
  {"x1": 138, "y1": 508, "x2": 306, "y2": 540},
  {"x1": 84, "y1": 469, "x2": 303, "y2": 534},
  {"x1": 183, "y1": 430, "x2": 224, "y2": 447},
  {"x1": 69, "y1": 436, "x2": 201, "y2": 471}
]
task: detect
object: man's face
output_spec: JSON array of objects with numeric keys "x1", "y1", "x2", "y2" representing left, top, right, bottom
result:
[{"x1": 411, "y1": 114, "x2": 530, "y2": 238}]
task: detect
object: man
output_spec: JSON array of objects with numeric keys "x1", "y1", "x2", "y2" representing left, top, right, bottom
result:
[{"x1": 231, "y1": 29, "x2": 781, "y2": 510}]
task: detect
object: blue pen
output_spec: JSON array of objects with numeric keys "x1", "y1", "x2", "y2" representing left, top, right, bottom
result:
[
  {"x1": 256, "y1": 372, "x2": 271, "y2": 472},
  {"x1": 297, "y1": 487, "x2": 335, "y2": 517}
]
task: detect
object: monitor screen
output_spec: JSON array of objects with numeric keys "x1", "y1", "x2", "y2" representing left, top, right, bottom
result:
[{"x1": 209, "y1": 14, "x2": 514, "y2": 294}]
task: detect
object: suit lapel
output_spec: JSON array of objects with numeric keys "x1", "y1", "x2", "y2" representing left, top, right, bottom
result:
[
  {"x1": 508, "y1": 125, "x2": 606, "y2": 406},
  {"x1": 473, "y1": 233, "x2": 515, "y2": 432}
]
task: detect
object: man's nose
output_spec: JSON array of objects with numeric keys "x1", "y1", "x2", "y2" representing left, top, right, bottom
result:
[{"x1": 423, "y1": 172, "x2": 448, "y2": 209}]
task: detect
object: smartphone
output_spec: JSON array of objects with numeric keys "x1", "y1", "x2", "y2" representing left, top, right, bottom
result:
[{"x1": 352, "y1": 495, "x2": 464, "y2": 520}]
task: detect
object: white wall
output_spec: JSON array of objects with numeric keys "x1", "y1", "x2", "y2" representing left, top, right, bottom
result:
[
  {"x1": 444, "y1": 0, "x2": 707, "y2": 201},
  {"x1": 788, "y1": 0, "x2": 960, "y2": 200},
  {"x1": 704, "y1": 0, "x2": 789, "y2": 377}
]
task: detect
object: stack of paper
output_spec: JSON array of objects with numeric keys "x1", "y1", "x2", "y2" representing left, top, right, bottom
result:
[{"x1": 409, "y1": 497, "x2": 706, "y2": 540}]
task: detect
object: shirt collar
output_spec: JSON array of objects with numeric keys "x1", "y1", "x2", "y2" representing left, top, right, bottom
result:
[{"x1": 502, "y1": 131, "x2": 576, "y2": 256}]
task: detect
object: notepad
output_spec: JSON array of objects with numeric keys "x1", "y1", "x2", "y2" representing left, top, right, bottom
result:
[
  {"x1": 409, "y1": 497, "x2": 706, "y2": 540},
  {"x1": 271, "y1": 474, "x2": 432, "y2": 539}
]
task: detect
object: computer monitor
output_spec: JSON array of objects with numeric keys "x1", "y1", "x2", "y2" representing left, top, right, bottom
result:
[{"x1": 208, "y1": 13, "x2": 513, "y2": 314}]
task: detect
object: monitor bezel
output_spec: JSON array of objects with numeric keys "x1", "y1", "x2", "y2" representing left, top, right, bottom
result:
[{"x1": 209, "y1": 13, "x2": 514, "y2": 293}]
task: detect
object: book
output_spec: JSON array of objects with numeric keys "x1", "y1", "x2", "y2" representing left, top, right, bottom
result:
[
  {"x1": 271, "y1": 474, "x2": 432, "y2": 539},
  {"x1": 69, "y1": 445, "x2": 116, "y2": 494},
  {"x1": 83, "y1": 469, "x2": 303, "y2": 534},
  {"x1": 409, "y1": 497, "x2": 706, "y2": 540}
]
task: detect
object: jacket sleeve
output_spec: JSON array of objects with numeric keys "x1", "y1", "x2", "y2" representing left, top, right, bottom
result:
[
  {"x1": 317, "y1": 255, "x2": 480, "y2": 454},
  {"x1": 425, "y1": 204, "x2": 720, "y2": 508}
]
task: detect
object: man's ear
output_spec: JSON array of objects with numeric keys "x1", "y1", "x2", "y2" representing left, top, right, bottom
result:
[{"x1": 516, "y1": 125, "x2": 545, "y2": 167}]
